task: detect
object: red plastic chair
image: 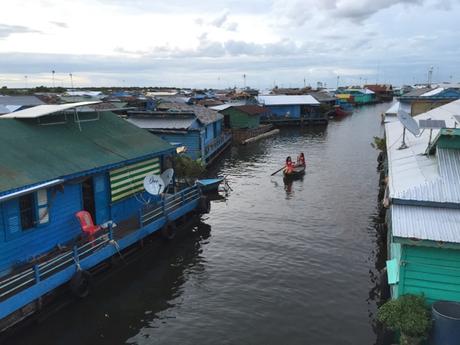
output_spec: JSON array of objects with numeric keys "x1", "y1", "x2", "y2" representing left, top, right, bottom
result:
[{"x1": 75, "y1": 211, "x2": 101, "y2": 243}]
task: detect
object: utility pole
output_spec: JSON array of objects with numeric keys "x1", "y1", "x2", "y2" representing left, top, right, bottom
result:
[{"x1": 69, "y1": 73, "x2": 74, "y2": 89}]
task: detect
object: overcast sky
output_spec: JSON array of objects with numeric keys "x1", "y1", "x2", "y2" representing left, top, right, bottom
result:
[{"x1": 0, "y1": 0, "x2": 458, "y2": 89}]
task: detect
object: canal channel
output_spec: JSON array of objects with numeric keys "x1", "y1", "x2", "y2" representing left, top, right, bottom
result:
[{"x1": 10, "y1": 102, "x2": 391, "y2": 345}]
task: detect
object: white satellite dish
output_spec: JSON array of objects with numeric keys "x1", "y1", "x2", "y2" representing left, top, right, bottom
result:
[
  {"x1": 160, "y1": 168, "x2": 174, "y2": 187},
  {"x1": 143, "y1": 174, "x2": 165, "y2": 195},
  {"x1": 397, "y1": 104, "x2": 420, "y2": 149},
  {"x1": 397, "y1": 106, "x2": 420, "y2": 136}
]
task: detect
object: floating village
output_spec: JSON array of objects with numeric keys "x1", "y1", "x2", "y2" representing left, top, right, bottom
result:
[{"x1": 1, "y1": 80, "x2": 460, "y2": 344}]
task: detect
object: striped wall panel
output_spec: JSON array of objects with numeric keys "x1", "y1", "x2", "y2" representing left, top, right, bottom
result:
[
  {"x1": 400, "y1": 245, "x2": 460, "y2": 303},
  {"x1": 109, "y1": 158, "x2": 160, "y2": 202}
]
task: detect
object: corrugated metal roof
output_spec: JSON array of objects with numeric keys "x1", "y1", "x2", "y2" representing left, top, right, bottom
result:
[
  {"x1": 257, "y1": 95, "x2": 320, "y2": 106},
  {"x1": 126, "y1": 116, "x2": 196, "y2": 130},
  {"x1": 421, "y1": 87, "x2": 445, "y2": 97},
  {"x1": 0, "y1": 101, "x2": 101, "y2": 119},
  {"x1": 210, "y1": 102, "x2": 247, "y2": 111},
  {"x1": 155, "y1": 103, "x2": 223, "y2": 124},
  {"x1": 385, "y1": 99, "x2": 460, "y2": 202},
  {"x1": 0, "y1": 96, "x2": 45, "y2": 107},
  {"x1": 0, "y1": 111, "x2": 173, "y2": 194},
  {"x1": 391, "y1": 204, "x2": 460, "y2": 243}
]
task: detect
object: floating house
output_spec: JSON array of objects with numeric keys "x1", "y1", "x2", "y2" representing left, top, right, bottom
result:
[
  {"x1": 364, "y1": 84, "x2": 393, "y2": 102},
  {"x1": 398, "y1": 87, "x2": 460, "y2": 116},
  {"x1": 384, "y1": 99, "x2": 460, "y2": 303},
  {"x1": 0, "y1": 102, "x2": 203, "y2": 331},
  {"x1": 216, "y1": 105, "x2": 274, "y2": 144},
  {"x1": 0, "y1": 96, "x2": 45, "y2": 115},
  {"x1": 127, "y1": 105, "x2": 231, "y2": 165},
  {"x1": 219, "y1": 105, "x2": 269, "y2": 129},
  {"x1": 256, "y1": 95, "x2": 325, "y2": 125},
  {"x1": 335, "y1": 88, "x2": 376, "y2": 105}
]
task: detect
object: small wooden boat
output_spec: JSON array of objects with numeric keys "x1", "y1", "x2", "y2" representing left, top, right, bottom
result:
[
  {"x1": 282, "y1": 154, "x2": 306, "y2": 180},
  {"x1": 196, "y1": 177, "x2": 225, "y2": 192},
  {"x1": 283, "y1": 164, "x2": 305, "y2": 179}
]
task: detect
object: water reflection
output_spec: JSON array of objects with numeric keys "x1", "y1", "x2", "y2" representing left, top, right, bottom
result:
[{"x1": 11, "y1": 220, "x2": 212, "y2": 345}]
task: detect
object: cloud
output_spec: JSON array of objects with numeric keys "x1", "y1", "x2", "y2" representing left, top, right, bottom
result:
[
  {"x1": 50, "y1": 21, "x2": 69, "y2": 28},
  {"x1": 0, "y1": 24, "x2": 40, "y2": 39},
  {"x1": 333, "y1": 0, "x2": 425, "y2": 23},
  {"x1": 275, "y1": 0, "x2": 427, "y2": 26},
  {"x1": 211, "y1": 11, "x2": 229, "y2": 27}
]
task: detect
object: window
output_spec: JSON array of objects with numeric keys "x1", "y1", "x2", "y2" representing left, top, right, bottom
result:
[
  {"x1": 36, "y1": 189, "x2": 49, "y2": 224},
  {"x1": 19, "y1": 193, "x2": 35, "y2": 230},
  {"x1": 17, "y1": 189, "x2": 49, "y2": 231}
]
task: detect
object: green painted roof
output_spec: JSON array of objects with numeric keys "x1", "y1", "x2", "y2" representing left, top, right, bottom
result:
[
  {"x1": 0, "y1": 111, "x2": 174, "y2": 193},
  {"x1": 428, "y1": 128, "x2": 460, "y2": 154}
]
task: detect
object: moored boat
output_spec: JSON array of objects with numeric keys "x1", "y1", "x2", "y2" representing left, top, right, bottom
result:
[{"x1": 197, "y1": 177, "x2": 225, "y2": 192}]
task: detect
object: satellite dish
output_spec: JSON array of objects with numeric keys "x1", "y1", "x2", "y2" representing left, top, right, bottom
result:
[
  {"x1": 143, "y1": 174, "x2": 165, "y2": 195},
  {"x1": 397, "y1": 106, "x2": 420, "y2": 136},
  {"x1": 160, "y1": 168, "x2": 174, "y2": 187}
]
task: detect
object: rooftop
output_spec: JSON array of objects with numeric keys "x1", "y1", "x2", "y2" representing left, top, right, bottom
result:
[
  {"x1": 257, "y1": 95, "x2": 320, "y2": 106},
  {"x1": 0, "y1": 108, "x2": 173, "y2": 194},
  {"x1": 385, "y1": 99, "x2": 460, "y2": 243}
]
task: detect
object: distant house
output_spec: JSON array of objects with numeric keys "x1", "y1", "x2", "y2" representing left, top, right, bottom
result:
[
  {"x1": 0, "y1": 102, "x2": 203, "y2": 328},
  {"x1": 335, "y1": 88, "x2": 375, "y2": 105},
  {"x1": 398, "y1": 87, "x2": 460, "y2": 116},
  {"x1": 364, "y1": 84, "x2": 393, "y2": 102},
  {"x1": 0, "y1": 96, "x2": 45, "y2": 115},
  {"x1": 219, "y1": 105, "x2": 269, "y2": 129},
  {"x1": 384, "y1": 99, "x2": 460, "y2": 304},
  {"x1": 127, "y1": 105, "x2": 231, "y2": 165},
  {"x1": 256, "y1": 95, "x2": 324, "y2": 125}
]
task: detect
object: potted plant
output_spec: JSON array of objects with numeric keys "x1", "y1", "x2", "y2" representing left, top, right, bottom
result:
[
  {"x1": 378, "y1": 294, "x2": 431, "y2": 345},
  {"x1": 173, "y1": 155, "x2": 205, "y2": 187}
]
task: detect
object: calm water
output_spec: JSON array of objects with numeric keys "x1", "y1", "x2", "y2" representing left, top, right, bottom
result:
[{"x1": 11, "y1": 103, "x2": 390, "y2": 345}]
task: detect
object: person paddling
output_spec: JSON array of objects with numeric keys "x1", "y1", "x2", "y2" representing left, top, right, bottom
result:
[
  {"x1": 297, "y1": 152, "x2": 306, "y2": 166},
  {"x1": 285, "y1": 156, "x2": 294, "y2": 174}
]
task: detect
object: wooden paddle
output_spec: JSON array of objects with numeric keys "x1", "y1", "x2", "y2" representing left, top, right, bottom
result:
[{"x1": 270, "y1": 166, "x2": 285, "y2": 176}]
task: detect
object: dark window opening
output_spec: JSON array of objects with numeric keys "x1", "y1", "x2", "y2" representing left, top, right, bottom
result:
[
  {"x1": 82, "y1": 178, "x2": 96, "y2": 221},
  {"x1": 19, "y1": 193, "x2": 35, "y2": 230}
]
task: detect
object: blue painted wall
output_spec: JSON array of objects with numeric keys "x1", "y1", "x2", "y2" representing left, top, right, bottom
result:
[
  {"x1": 0, "y1": 183, "x2": 83, "y2": 276},
  {"x1": 154, "y1": 131, "x2": 202, "y2": 160},
  {"x1": 266, "y1": 105, "x2": 301, "y2": 118}
]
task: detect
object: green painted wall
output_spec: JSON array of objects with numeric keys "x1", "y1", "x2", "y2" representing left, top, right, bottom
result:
[
  {"x1": 222, "y1": 108, "x2": 260, "y2": 129},
  {"x1": 398, "y1": 245, "x2": 460, "y2": 304}
]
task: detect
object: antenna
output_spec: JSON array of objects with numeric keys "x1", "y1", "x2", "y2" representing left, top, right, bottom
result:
[
  {"x1": 397, "y1": 105, "x2": 420, "y2": 150},
  {"x1": 143, "y1": 174, "x2": 166, "y2": 195},
  {"x1": 428, "y1": 66, "x2": 434, "y2": 87}
]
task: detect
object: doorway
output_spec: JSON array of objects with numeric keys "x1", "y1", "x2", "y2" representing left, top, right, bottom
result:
[{"x1": 82, "y1": 177, "x2": 96, "y2": 220}]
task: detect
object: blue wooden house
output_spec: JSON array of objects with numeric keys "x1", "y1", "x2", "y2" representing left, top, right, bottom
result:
[
  {"x1": 256, "y1": 95, "x2": 325, "y2": 125},
  {"x1": 127, "y1": 104, "x2": 231, "y2": 166},
  {"x1": 0, "y1": 102, "x2": 203, "y2": 330}
]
